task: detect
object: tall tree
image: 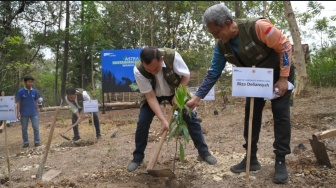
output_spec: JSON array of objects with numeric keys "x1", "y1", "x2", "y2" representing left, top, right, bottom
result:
[
  {"x1": 235, "y1": 1, "x2": 241, "y2": 18},
  {"x1": 284, "y1": 1, "x2": 307, "y2": 96},
  {"x1": 263, "y1": 1, "x2": 267, "y2": 17},
  {"x1": 55, "y1": 1, "x2": 63, "y2": 105},
  {"x1": 61, "y1": 1, "x2": 70, "y2": 102}
]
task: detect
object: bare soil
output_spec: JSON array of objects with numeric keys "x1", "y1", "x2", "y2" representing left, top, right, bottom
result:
[{"x1": 1, "y1": 85, "x2": 336, "y2": 188}]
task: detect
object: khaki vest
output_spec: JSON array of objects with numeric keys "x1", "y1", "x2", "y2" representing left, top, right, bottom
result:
[
  {"x1": 136, "y1": 48, "x2": 181, "y2": 107},
  {"x1": 69, "y1": 88, "x2": 85, "y2": 108},
  {"x1": 218, "y1": 18, "x2": 279, "y2": 68}
]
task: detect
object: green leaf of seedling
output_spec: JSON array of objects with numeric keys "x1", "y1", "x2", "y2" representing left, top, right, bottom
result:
[
  {"x1": 167, "y1": 85, "x2": 195, "y2": 163},
  {"x1": 183, "y1": 104, "x2": 192, "y2": 119},
  {"x1": 179, "y1": 141, "x2": 185, "y2": 162},
  {"x1": 183, "y1": 104, "x2": 190, "y2": 112},
  {"x1": 178, "y1": 109, "x2": 184, "y2": 123},
  {"x1": 61, "y1": 117, "x2": 65, "y2": 124},
  {"x1": 176, "y1": 120, "x2": 183, "y2": 135},
  {"x1": 168, "y1": 127, "x2": 177, "y2": 142},
  {"x1": 182, "y1": 123, "x2": 190, "y2": 142},
  {"x1": 170, "y1": 120, "x2": 177, "y2": 130},
  {"x1": 175, "y1": 90, "x2": 184, "y2": 109}
]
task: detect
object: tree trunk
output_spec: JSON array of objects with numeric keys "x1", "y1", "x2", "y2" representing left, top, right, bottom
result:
[
  {"x1": 80, "y1": 2, "x2": 86, "y2": 90},
  {"x1": 164, "y1": 2, "x2": 171, "y2": 48},
  {"x1": 283, "y1": 1, "x2": 307, "y2": 96},
  {"x1": 234, "y1": 1, "x2": 241, "y2": 18},
  {"x1": 149, "y1": 2, "x2": 154, "y2": 46},
  {"x1": 91, "y1": 42, "x2": 95, "y2": 96},
  {"x1": 263, "y1": 1, "x2": 267, "y2": 17},
  {"x1": 61, "y1": 1, "x2": 70, "y2": 103},
  {"x1": 55, "y1": 1, "x2": 63, "y2": 105}
]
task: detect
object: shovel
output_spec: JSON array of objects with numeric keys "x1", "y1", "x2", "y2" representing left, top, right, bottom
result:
[
  {"x1": 59, "y1": 117, "x2": 85, "y2": 140},
  {"x1": 309, "y1": 128, "x2": 336, "y2": 168},
  {"x1": 144, "y1": 106, "x2": 176, "y2": 178}
]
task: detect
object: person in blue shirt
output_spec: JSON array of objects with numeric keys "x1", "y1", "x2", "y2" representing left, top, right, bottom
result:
[{"x1": 16, "y1": 76, "x2": 41, "y2": 148}]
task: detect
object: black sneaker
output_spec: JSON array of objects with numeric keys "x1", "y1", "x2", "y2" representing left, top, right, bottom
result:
[
  {"x1": 197, "y1": 152, "x2": 217, "y2": 165},
  {"x1": 72, "y1": 137, "x2": 81, "y2": 142},
  {"x1": 230, "y1": 156, "x2": 261, "y2": 173},
  {"x1": 22, "y1": 143, "x2": 29, "y2": 148},
  {"x1": 34, "y1": 143, "x2": 41, "y2": 147},
  {"x1": 97, "y1": 135, "x2": 102, "y2": 140},
  {"x1": 273, "y1": 160, "x2": 288, "y2": 184}
]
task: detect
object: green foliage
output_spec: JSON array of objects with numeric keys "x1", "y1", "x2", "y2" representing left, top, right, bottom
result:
[
  {"x1": 1, "y1": 0, "x2": 336, "y2": 106},
  {"x1": 33, "y1": 68, "x2": 60, "y2": 106},
  {"x1": 129, "y1": 83, "x2": 139, "y2": 92},
  {"x1": 307, "y1": 44, "x2": 336, "y2": 87},
  {"x1": 61, "y1": 116, "x2": 65, "y2": 125},
  {"x1": 168, "y1": 85, "x2": 192, "y2": 162},
  {"x1": 299, "y1": 1, "x2": 324, "y2": 25}
]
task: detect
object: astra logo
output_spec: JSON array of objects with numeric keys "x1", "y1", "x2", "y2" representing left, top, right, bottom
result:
[{"x1": 103, "y1": 53, "x2": 115, "y2": 57}]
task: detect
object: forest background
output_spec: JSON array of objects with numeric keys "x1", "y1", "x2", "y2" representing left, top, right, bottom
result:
[{"x1": 0, "y1": 1, "x2": 335, "y2": 106}]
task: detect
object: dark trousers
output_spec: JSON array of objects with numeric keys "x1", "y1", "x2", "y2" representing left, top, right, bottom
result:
[
  {"x1": 243, "y1": 66, "x2": 295, "y2": 160},
  {"x1": 132, "y1": 95, "x2": 209, "y2": 162},
  {"x1": 72, "y1": 110, "x2": 101, "y2": 139}
]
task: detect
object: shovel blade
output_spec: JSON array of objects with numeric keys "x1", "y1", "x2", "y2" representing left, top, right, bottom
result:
[
  {"x1": 59, "y1": 134, "x2": 71, "y2": 141},
  {"x1": 146, "y1": 169, "x2": 175, "y2": 178},
  {"x1": 309, "y1": 139, "x2": 332, "y2": 168}
]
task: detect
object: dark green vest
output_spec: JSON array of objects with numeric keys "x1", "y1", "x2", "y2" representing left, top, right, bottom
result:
[
  {"x1": 218, "y1": 18, "x2": 279, "y2": 68},
  {"x1": 136, "y1": 48, "x2": 181, "y2": 106}
]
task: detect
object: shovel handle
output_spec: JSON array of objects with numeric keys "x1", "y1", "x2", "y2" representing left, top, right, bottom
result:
[
  {"x1": 313, "y1": 128, "x2": 336, "y2": 140},
  {"x1": 146, "y1": 106, "x2": 176, "y2": 170},
  {"x1": 146, "y1": 130, "x2": 168, "y2": 170},
  {"x1": 60, "y1": 117, "x2": 86, "y2": 135}
]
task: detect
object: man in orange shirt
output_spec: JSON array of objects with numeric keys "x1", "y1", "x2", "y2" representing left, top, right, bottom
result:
[{"x1": 186, "y1": 3, "x2": 294, "y2": 184}]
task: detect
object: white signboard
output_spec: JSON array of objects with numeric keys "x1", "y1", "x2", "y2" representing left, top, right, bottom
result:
[
  {"x1": 83, "y1": 100, "x2": 99, "y2": 113},
  {"x1": 0, "y1": 96, "x2": 17, "y2": 120},
  {"x1": 189, "y1": 86, "x2": 215, "y2": 101},
  {"x1": 232, "y1": 67, "x2": 273, "y2": 98},
  {"x1": 202, "y1": 86, "x2": 215, "y2": 101}
]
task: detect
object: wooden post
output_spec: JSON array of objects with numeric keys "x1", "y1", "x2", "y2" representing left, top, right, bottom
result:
[
  {"x1": 4, "y1": 120, "x2": 12, "y2": 188},
  {"x1": 246, "y1": 65, "x2": 256, "y2": 184},
  {"x1": 246, "y1": 97, "x2": 254, "y2": 184},
  {"x1": 91, "y1": 113, "x2": 96, "y2": 143},
  {"x1": 37, "y1": 108, "x2": 60, "y2": 181}
]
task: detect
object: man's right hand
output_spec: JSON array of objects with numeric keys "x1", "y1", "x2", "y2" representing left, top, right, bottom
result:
[
  {"x1": 76, "y1": 117, "x2": 82, "y2": 124},
  {"x1": 186, "y1": 95, "x2": 201, "y2": 110},
  {"x1": 159, "y1": 119, "x2": 169, "y2": 135}
]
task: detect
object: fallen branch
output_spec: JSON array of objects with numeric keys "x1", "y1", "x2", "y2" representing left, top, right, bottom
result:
[{"x1": 40, "y1": 102, "x2": 140, "y2": 112}]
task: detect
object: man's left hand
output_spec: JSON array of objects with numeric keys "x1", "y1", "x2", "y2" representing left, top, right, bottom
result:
[{"x1": 274, "y1": 77, "x2": 288, "y2": 97}]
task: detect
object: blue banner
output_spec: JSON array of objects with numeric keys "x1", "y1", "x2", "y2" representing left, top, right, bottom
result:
[{"x1": 101, "y1": 49, "x2": 141, "y2": 92}]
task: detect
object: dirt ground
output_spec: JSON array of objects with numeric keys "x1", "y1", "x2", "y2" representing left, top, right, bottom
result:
[{"x1": 1, "y1": 85, "x2": 336, "y2": 188}]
